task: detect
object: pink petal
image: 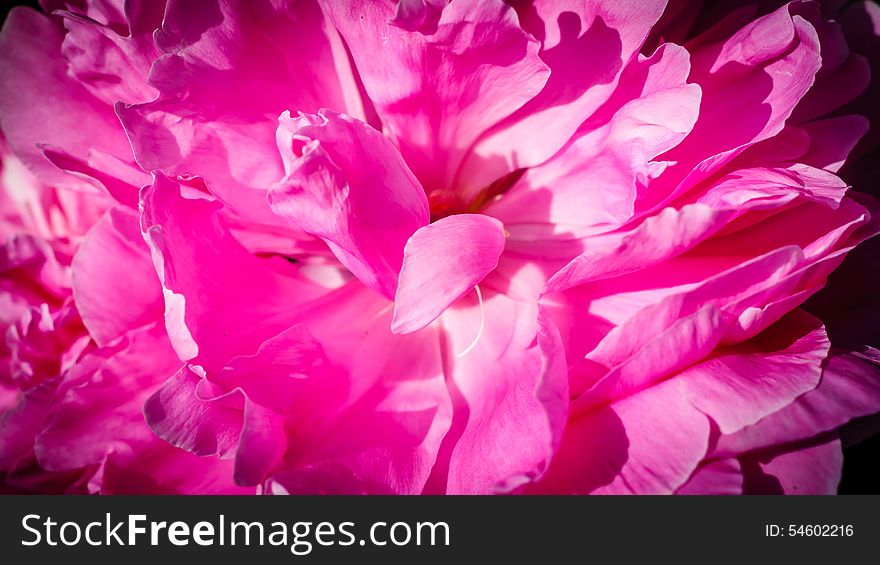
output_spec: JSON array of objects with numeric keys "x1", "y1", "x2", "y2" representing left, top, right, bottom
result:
[
  {"x1": 34, "y1": 322, "x2": 181, "y2": 471},
  {"x1": 741, "y1": 436, "x2": 843, "y2": 495},
  {"x1": 272, "y1": 284, "x2": 451, "y2": 494},
  {"x1": 140, "y1": 174, "x2": 324, "y2": 371},
  {"x1": 268, "y1": 111, "x2": 429, "y2": 299},
  {"x1": 676, "y1": 458, "x2": 743, "y2": 495},
  {"x1": 40, "y1": 147, "x2": 149, "y2": 209},
  {"x1": 117, "y1": 0, "x2": 363, "y2": 223},
  {"x1": 528, "y1": 375, "x2": 710, "y2": 494},
  {"x1": 463, "y1": 0, "x2": 669, "y2": 191},
  {"x1": 56, "y1": 0, "x2": 162, "y2": 104},
  {"x1": 323, "y1": 0, "x2": 549, "y2": 193},
  {"x1": 392, "y1": 214, "x2": 505, "y2": 334},
  {"x1": 143, "y1": 365, "x2": 244, "y2": 459},
  {"x1": 716, "y1": 347, "x2": 880, "y2": 456},
  {"x1": 72, "y1": 207, "x2": 163, "y2": 346},
  {"x1": 0, "y1": 8, "x2": 130, "y2": 189},
  {"x1": 436, "y1": 298, "x2": 568, "y2": 494},
  {"x1": 573, "y1": 304, "x2": 730, "y2": 410},
  {"x1": 675, "y1": 309, "x2": 828, "y2": 435},
  {"x1": 546, "y1": 204, "x2": 726, "y2": 292},
  {"x1": 486, "y1": 42, "x2": 700, "y2": 230},
  {"x1": 646, "y1": 3, "x2": 823, "y2": 211}
]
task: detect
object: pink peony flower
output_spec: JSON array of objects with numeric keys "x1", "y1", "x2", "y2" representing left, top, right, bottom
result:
[{"x1": 1, "y1": 0, "x2": 879, "y2": 494}]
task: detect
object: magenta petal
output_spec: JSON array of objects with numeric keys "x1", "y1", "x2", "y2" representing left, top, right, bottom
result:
[
  {"x1": 141, "y1": 174, "x2": 324, "y2": 371},
  {"x1": 34, "y1": 322, "x2": 181, "y2": 471},
  {"x1": 233, "y1": 399, "x2": 286, "y2": 486},
  {"x1": 143, "y1": 365, "x2": 243, "y2": 459},
  {"x1": 546, "y1": 204, "x2": 725, "y2": 292},
  {"x1": 392, "y1": 0, "x2": 448, "y2": 33},
  {"x1": 530, "y1": 376, "x2": 710, "y2": 494},
  {"x1": 438, "y1": 299, "x2": 568, "y2": 494},
  {"x1": 153, "y1": 0, "x2": 360, "y2": 119},
  {"x1": 741, "y1": 436, "x2": 843, "y2": 495},
  {"x1": 98, "y1": 445, "x2": 249, "y2": 495},
  {"x1": 0, "y1": 8, "x2": 130, "y2": 189},
  {"x1": 716, "y1": 347, "x2": 880, "y2": 456},
  {"x1": 464, "y1": 0, "x2": 669, "y2": 190},
  {"x1": 116, "y1": 0, "x2": 364, "y2": 223},
  {"x1": 676, "y1": 310, "x2": 829, "y2": 435},
  {"x1": 676, "y1": 458, "x2": 743, "y2": 495},
  {"x1": 56, "y1": 1, "x2": 160, "y2": 104},
  {"x1": 324, "y1": 0, "x2": 549, "y2": 191},
  {"x1": 268, "y1": 110, "x2": 429, "y2": 299},
  {"x1": 40, "y1": 147, "x2": 148, "y2": 209},
  {"x1": 799, "y1": 116, "x2": 870, "y2": 173},
  {"x1": 72, "y1": 207, "x2": 163, "y2": 346},
  {"x1": 0, "y1": 380, "x2": 57, "y2": 469},
  {"x1": 650, "y1": 3, "x2": 823, "y2": 209},
  {"x1": 213, "y1": 324, "x2": 344, "y2": 421},
  {"x1": 392, "y1": 214, "x2": 505, "y2": 334}
]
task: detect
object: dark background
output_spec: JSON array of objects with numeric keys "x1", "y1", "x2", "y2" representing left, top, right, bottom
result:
[{"x1": 0, "y1": 0, "x2": 877, "y2": 494}]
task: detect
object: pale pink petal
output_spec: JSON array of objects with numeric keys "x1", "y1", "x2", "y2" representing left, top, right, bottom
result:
[
  {"x1": 147, "y1": 283, "x2": 453, "y2": 493},
  {"x1": 260, "y1": 284, "x2": 451, "y2": 494},
  {"x1": 268, "y1": 111, "x2": 429, "y2": 299},
  {"x1": 546, "y1": 204, "x2": 725, "y2": 292},
  {"x1": 392, "y1": 214, "x2": 505, "y2": 334}
]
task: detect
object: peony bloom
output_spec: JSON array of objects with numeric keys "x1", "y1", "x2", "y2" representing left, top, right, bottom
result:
[{"x1": 1, "y1": 0, "x2": 879, "y2": 494}]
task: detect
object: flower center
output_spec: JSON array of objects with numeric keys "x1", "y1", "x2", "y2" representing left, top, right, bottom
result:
[{"x1": 427, "y1": 168, "x2": 526, "y2": 222}]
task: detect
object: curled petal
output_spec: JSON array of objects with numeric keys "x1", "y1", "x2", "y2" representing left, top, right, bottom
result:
[{"x1": 393, "y1": 214, "x2": 505, "y2": 334}]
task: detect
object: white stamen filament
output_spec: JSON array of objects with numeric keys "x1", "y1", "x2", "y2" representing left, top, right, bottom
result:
[
  {"x1": 369, "y1": 302, "x2": 395, "y2": 326},
  {"x1": 456, "y1": 285, "x2": 485, "y2": 359}
]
